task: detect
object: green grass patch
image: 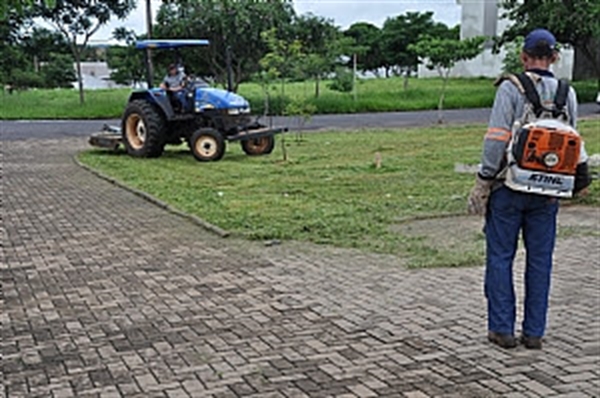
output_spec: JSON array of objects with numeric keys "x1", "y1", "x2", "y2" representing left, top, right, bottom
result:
[
  {"x1": 0, "y1": 88, "x2": 130, "y2": 119},
  {"x1": 242, "y1": 77, "x2": 498, "y2": 115},
  {"x1": 3, "y1": 77, "x2": 597, "y2": 120},
  {"x1": 557, "y1": 225, "x2": 600, "y2": 239},
  {"x1": 76, "y1": 119, "x2": 600, "y2": 268}
]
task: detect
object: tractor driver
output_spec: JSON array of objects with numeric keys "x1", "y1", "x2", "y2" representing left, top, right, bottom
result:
[
  {"x1": 160, "y1": 64, "x2": 187, "y2": 112},
  {"x1": 160, "y1": 64, "x2": 186, "y2": 92}
]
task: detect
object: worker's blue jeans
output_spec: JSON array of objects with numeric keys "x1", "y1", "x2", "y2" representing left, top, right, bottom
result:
[{"x1": 484, "y1": 185, "x2": 559, "y2": 337}]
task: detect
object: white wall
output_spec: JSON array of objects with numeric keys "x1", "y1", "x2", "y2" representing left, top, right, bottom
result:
[
  {"x1": 418, "y1": 0, "x2": 574, "y2": 80},
  {"x1": 72, "y1": 62, "x2": 127, "y2": 90}
]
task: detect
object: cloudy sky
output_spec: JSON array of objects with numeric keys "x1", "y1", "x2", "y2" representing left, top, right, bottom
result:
[{"x1": 90, "y1": 0, "x2": 462, "y2": 44}]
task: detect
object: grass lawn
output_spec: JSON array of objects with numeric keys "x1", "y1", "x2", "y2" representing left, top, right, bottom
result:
[
  {"x1": 77, "y1": 119, "x2": 600, "y2": 268},
  {"x1": 2, "y1": 77, "x2": 597, "y2": 119}
]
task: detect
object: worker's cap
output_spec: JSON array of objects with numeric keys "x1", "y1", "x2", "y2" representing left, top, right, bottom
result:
[
  {"x1": 168, "y1": 63, "x2": 177, "y2": 70},
  {"x1": 523, "y1": 28, "x2": 557, "y2": 57}
]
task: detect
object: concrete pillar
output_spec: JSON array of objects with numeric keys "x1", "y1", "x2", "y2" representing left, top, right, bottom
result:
[{"x1": 418, "y1": 0, "x2": 574, "y2": 80}]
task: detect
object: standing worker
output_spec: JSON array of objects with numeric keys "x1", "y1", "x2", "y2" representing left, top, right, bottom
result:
[{"x1": 467, "y1": 28, "x2": 592, "y2": 349}]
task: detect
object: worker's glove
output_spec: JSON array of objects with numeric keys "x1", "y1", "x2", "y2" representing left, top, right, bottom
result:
[{"x1": 468, "y1": 175, "x2": 494, "y2": 216}]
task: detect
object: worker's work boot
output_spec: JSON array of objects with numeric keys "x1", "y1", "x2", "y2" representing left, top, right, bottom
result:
[
  {"x1": 488, "y1": 331, "x2": 517, "y2": 349},
  {"x1": 521, "y1": 334, "x2": 543, "y2": 349}
]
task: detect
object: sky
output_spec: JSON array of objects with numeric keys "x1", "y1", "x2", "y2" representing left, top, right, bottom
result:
[{"x1": 89, "y1": 0, "x2": 462, "y2": 44}]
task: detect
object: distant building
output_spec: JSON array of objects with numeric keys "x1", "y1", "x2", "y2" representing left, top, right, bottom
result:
[
  {"x1": 418, "y1": 0, "x2": 574, "y2": 79},
  {"x1": 73, "y1": 62, "x2": 126, "y2": 89}
]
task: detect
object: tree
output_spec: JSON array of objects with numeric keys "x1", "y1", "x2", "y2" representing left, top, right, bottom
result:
[
  {"x1": 410, "y1": 36, "x2": 485, "y2": 122},
  {"x1": 1, "y1": 3, "x2": 70, "y2": 89},
  {"x1": 155, "y1": 0, "x2": 296, "y2": 92},
  {"x1": 344, "y1": 22, "x2": 383, "y2": 76},
  {"x1": 21, "y1": 27, "x2": 70, "y2": 72},
  {"x1": 334, "y1": 36, "x2": 369, "y2": 101},
  {"x1": 41, "y1": 53, "x2": 76, "y2": 87},
  {"x1": 106, "y1": 27, "x2": 145, "y2": 86},
  {"x1": 381, "y1": 12, "x2": 458, "y2": 88},
  {"x1": 501, "y1": 36, "x2": 524, "y2": 75},
  {"x1": 295, "y1": 53, "x2": 327, "y2": 94},
  {"x1": 328, "y1": 66, "x2": 353, "y2": 93},
  {"x1": 0, "y1": 10, "x2": 29, "y2": 86},
  {"x1": 260, "y1": 27, "x2": 304, "y2": 99},
  {"x1": 35, "y1": 0, "x2": 136, "y2": 103},
  {"x1": 259, "y1": 28, "x2": 304, "y2": 161},
  {"x1": 1, "y1": 0, "x2": 54, "y2": 18},
  {"x1": 293, "y1": 13, "x2": 340, "y2": 98},
  {"x1": 499, "y1": 0, "x2": 600, "y2": 88}
]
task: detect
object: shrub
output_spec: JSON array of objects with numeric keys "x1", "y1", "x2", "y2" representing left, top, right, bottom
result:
[
  {"x1": 502, "y1": 36, "x2": 524, "y2": 75},
  {"x1": 10, "y1": 70, "x2": 44, "y2": 89},
  {"x1": 328, "y1": 67, "x2": 353, "y2": 93}
]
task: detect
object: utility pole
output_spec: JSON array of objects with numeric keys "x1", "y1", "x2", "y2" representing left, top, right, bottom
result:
[{"x1": 145, "y1": 0, "x2": 154, "y2": 88}]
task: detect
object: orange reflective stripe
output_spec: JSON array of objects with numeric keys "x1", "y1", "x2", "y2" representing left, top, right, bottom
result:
[{"x1": 485, "y1": 127, "x2": 512, "y2": 142}]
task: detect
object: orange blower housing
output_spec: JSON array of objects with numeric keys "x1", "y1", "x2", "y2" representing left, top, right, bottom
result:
[{"x1": 512, "y1": 124, "x2": 581, "y2": 175}]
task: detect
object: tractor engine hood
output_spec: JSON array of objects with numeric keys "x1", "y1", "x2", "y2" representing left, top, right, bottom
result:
[{"x1": 195, "y1": 88, "x2": 250, "y2": 113}]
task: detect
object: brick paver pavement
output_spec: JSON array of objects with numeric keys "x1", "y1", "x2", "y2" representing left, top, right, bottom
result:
[{"x1": 2, "y1": 138, "x2": 599, "y2": 397}]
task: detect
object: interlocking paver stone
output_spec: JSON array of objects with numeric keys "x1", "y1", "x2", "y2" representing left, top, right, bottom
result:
[{"x1": 1, "y1": 137, "x2": 599, "y2": 398}]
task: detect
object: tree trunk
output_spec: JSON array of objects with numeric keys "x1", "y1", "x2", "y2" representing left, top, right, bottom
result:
[
  {"x1": 353, "y1": 53, "x2": 357, "y2": 102},
  {"x1": 281, "y1": 133, "x2": 287, "y2": 162},
  {"x1": 437, "y1": 69, "x2": 449, "y2": 124},
  {"x1": 280, "y1": 78, "x2": 285, "y2": 116},
  {"x1": 315, "y1": 75, "x2": 320, "y2": 98},
  {"x1": 74, "y1": 48, "x2": 85, "y2": 104},
  {"x1": 232, "y1": 62, "x2": 243, "y2": 93},
  {"x1": 577, "y1": 41, "x2": 600, "y2": 91},
  {"x1": 263, "y1": 85, "x2": 270, "y2": 117},
  {"x1": 225, "y1": 46, "x2": 233, "y2": 92}
]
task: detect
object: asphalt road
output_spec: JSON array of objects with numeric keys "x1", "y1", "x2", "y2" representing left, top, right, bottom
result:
[{"x1": 1, "y1": 103, "x2": 598, "y2": 141}]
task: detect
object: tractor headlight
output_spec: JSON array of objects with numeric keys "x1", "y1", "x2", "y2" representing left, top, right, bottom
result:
[
  {"x1": 227, "y1": 108, "x2": 240, "y2": 115},
  {"x1": 198, "y1": 103, "x2": 214, "y2": 111},
  {"x1": 542, "y1": 152, "x2": 560, "y2": 168}
]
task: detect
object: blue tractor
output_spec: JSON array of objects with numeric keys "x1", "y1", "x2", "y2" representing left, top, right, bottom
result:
[{"x1": 90, "y1": 39, "x2": 286, "y2": 161}]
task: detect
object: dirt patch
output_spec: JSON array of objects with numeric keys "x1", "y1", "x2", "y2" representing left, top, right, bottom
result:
[
  {"x1": 392, "y1": 205, "x2": 598, "y2": 256},
  {"x1": 392, "y1": 214, "x2": 484, "y2": 250},
  {"x1": 258, "y1": 206, "x2": 598, "y2": 270},
  {"x1": 556, "y1": 204, "x2": 600, "y2": 230}
]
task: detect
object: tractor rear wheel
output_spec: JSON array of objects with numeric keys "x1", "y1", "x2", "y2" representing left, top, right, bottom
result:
[
  {"x1": 241, "y1": 136, "x2": 275, "y2": 156},
  {"x1": 190, "y1": 129, "x2": 225, "y2": 161},
  {"x1": 122, "y1": 100, "x2": 166, "y2": 158}
]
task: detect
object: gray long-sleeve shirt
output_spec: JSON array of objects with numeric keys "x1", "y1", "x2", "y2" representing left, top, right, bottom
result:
[
  {"x1": 479, "y1": 72, "x2": 581, "y2": 180},
  {"x1": 162, "y1": 71, "x2": 185, "y2": 90}
]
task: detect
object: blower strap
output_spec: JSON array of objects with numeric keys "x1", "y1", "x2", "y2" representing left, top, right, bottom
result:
[{"x1": 515, "y1": 72, "x2": 569, "y2": 119}]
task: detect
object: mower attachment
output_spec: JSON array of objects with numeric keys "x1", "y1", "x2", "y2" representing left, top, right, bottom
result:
[
  {"x1": 226, "y1": 126, "x2": 288, "y2": 142},
  {"x1": 89, "y1": 123, "x2": 288, "y2": 151},
  {"x1": 88, "y1": 124, "x2": 122, "y2": 151}
]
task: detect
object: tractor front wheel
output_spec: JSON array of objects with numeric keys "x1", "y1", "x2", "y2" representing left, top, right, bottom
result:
[
  {"x1": 190, "y1": 129, "x2": 225, "y2": 161},
  {"x1": 122, "y1": 100, "x2": 166, "y2": 158},
  {"x1": 241, "y1": 136, "x2": 275, "y2": 156}
]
